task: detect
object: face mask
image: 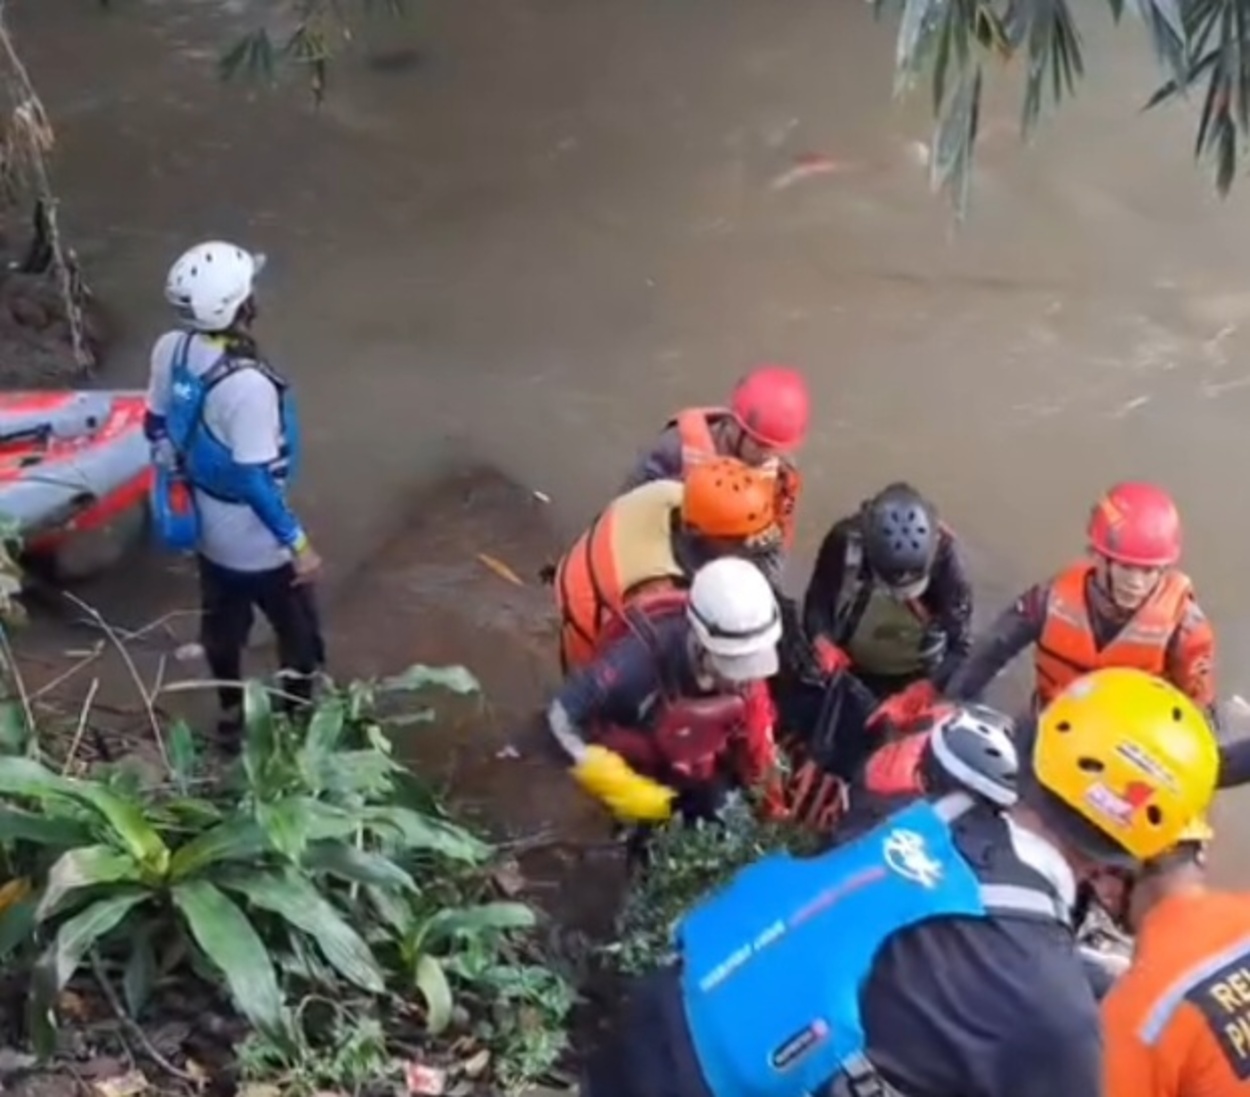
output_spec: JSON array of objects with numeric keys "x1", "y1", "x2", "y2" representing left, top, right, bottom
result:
[
  {"x1": 1103, "y1": 561, "x2": 1163, "y2": 611},
  {"x1": 885, "y1": 576, "x2": 929, "y2": 601}
]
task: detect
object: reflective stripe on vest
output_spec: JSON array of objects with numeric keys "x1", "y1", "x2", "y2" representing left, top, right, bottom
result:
[
  {"x1": 1138, "y1": 929, "x2": 1250, "y2": 1045},
  {"x1": 679, "y1": 793, "x2": 1067, "y2": 1097},
  {"x1": 1034, "y1": 563, "x2": 1191, "y2": 706}
]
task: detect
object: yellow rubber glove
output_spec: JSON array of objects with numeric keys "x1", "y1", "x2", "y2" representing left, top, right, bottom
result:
[{"x1": 571, "y1": 745, "x2": 678, "y2": 823}]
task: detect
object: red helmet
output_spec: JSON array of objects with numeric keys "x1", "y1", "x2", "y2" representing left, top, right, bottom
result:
[
  {"x1": 729, "y1": 364, "x2": 810, "y2": 449},
  {"x1": 1087, "y1": 482, "x2": 1182, "y2": 567}
]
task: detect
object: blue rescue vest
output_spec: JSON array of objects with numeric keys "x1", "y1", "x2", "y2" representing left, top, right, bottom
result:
[
  {"x1": 678, "y1": 796, "x2": 1065, "y2": 1097},
  {"x1": 164, "y1": 332, "x2": 301, "y2": 504}
]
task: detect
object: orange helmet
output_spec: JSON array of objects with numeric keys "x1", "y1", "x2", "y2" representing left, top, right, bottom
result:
[{"x1": 681, "y1": 457, "x2": 778, "y2": 541}]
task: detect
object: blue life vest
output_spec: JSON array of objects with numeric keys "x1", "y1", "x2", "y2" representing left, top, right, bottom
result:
[
  {"x1": 678, "y1": 796, "x2": 1065, "y2": 1097},
  {"x1": 164, "y1": 332, "x2": 301, "y2": 504}
]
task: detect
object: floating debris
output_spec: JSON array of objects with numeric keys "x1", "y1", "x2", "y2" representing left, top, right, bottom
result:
[{"x1": 477, "y1": 553, "x2": 525, "y2": 587}]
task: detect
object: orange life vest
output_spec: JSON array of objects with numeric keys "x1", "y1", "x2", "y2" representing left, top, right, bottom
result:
[
  {"x1": 671, "y1": 406, "x2": 801, "y2": 546},
  {"x1": 553, "y1": 480, "x2": 687, "y2": 673},
  {"x1": 1034, "y1": 562, "x2": 1192, "y2": 706},
  {"x1": 1103, "y1": 890, "x2": 1250, "y2": 1097}
]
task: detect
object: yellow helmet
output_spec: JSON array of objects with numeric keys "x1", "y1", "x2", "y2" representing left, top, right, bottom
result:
[
  {"x1": 1032, "y1": 668, "x2": 1218, "y2": 863},
  {"x1": 1174, "y1": 816, "x2": 1215, "y2": 845}
]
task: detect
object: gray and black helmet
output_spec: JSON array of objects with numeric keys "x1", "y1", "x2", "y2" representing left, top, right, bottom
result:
[
  {"x1": 861, "y1": 482, "x2": 939, "y2": 587},
  {"x1": 920, "y1": 703, "x2": 1019, "y2": 808}
]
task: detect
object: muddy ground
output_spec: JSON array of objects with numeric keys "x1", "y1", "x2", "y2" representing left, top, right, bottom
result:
[
  {"x1": 321, "y1": 467, "x2": 627, "y2": 945},
  {"x1": 14, "y1": 466, "x2": 627, "y2": 943},
  {"x1": 1, "y1": 467, "x2": 626, "y2": 1097}
]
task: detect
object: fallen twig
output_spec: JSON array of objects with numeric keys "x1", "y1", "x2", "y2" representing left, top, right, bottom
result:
[
  {"x1": 60, "y1": 675, "x2": 98, "y2": 774},
  {"x1": 28, "y1": 640, "x2": 104, "y2": 701},
  {"x1": 0, "y1": 619, "x2": 36, "y2": 743},
  {"x1": 60, "y1": 592, "x2": 170, "y2": 774},
  {"x1": 157, "y1": 677, "x2": 308, "y2": 708},
  {"x1": 89, "y1": 951, "x2": 200, "y2": 1085},
  {"x1": 0, "y1": 13, "x2": 91, "y2": 367}
]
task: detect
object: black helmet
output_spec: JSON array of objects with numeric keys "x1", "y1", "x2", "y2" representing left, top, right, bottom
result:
[
  {"x1": 861, "y1": 483, "x2": 939, "y2": 587},
  {"x1": 920, "y1": 703, "x2": 1018, "y2": 808}
]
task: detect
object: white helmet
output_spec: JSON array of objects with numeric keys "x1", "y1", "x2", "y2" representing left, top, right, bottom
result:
[
  {"x1": 165, "y1": 241, "x2": 266, "y2": 332},
  {"x1": 687, "y1": 557, "x2": 782, "y2": 683},
  {"x1": 921, "y1": 703, "x2": 1018, "y2": 808}
]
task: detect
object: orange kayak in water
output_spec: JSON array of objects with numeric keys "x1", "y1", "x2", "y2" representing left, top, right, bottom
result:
[{"x1": 0, "y1": 390, "x2": 152, "y2": 558}]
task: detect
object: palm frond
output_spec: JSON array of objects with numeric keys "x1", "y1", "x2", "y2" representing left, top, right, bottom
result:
[
  {"x1": 1146, "y1": 0, "x2": 1250, "y2": 194},
  {"x1": 877, "y1": 0, "x2": 1250, "y2": 213}
]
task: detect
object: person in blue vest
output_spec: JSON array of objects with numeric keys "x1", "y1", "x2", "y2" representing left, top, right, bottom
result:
[
  {"x1": 582, "y1": 667, "x2": 1219, "y2": 1097},
  {"x1": 144, "y1": 241, "x2": 324, "y2": 748}
]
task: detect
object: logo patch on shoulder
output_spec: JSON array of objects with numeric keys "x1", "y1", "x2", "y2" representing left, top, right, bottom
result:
[
  {"x1": 1183, "y1": 950, "x2": 1250, "y2": 1079},
  {"x1": 882, "y1": 828, "x2": 943, "y2": 889},
  {"x1": 770, "y1": 1019, "x2": 830, "y2": 1072}
]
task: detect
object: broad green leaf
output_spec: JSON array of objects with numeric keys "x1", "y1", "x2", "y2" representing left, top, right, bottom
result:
[
  {"x1": 365, "y1": 883, "x2": 414, "y2": 936},
  {"x1": 379, "y1": 664, "x2": 479, "y2": 696},
  {"x1": 37, "y1": 845, "x2": 143, "y2": 922},
  {"x1": 169, "y1": 816, "x2": 271, "y2": 880},
  {"x1": 0, "y1": 806, "x2": 93, "y2": 848},
  {"x1": 242, "y1": 680, "x2": 276, "y2": 788},
  {"x1": 301, "y1": 841, "x2": 417, "y2": 893},
  {"x1": 167, "y1": 720, "x2": 198, "y2": 791},
  {"x1": 159, "y1": 797, "x2": 223, "y2": 829},
  {"x1": 69, "y1": 784, "x2": 170, "y2": 877},
  {"x1": 414, "y1": 953, "x2": 454, "y2": 1035},
  {"x1": 171, "y1": 879, "x2": 284, "y2": 1035},
  {"x1": 364, "y1": 720, "x2": 398, "y2": 757},
  {"x1": 257, "y1": 799, "x2": 312, "y2": 861},
  {"x1": 421, "y1": 902, "x2": 537, "y2": 948},
  {"x1": 312, "y1": 749, "x2": 397, "y2": 798},
  {"x1": 0, "y1": 756, "x2": 79, "y2": 799},
  {"x1": 221, "y1": 868, "x2": 385, "y2": 993},
  {"x1": 0, "y1": 698, "x2": 29, "y2": 754},
  {"x1": 304, "y1": 696, "x2": 346, "y2": 755},
  {"x1": 301, "y1": 799, "x2": 370, "y2": 841},
  {"x1": 123, "y1": 932, "x2": 156, "y2": 1018},
  {"x1": 28, "y1": 889, "x2": 149, "y2": 1057},
  {"x1": 0, "y1": 895, "x2": 34, "y2": 962},
  {"x1": 365, "y1": 807, "x2": 490, "y2": 862}
]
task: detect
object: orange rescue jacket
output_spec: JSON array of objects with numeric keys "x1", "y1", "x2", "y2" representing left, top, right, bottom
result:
[
  {"x1": 672, "y1": 407, "x2": 801, "y2": 545},
  {"x1": 553, "y1": 480, "x2": 687, "y2": 673},
  {"x1": 1104, "y1": 890, "x2": 1250, "y2": 1097},
  {"x1": 1034, "y1": 562, "x2": 1193, "y2": 706}
]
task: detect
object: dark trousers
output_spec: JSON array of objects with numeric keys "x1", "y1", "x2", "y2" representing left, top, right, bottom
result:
[{"x1": 197, "y1": 555, "x2": 326, "y2": 722}]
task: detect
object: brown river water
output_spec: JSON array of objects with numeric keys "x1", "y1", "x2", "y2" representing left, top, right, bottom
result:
[{"x1": 10, "y1": 0, "x2": 1250, "y2": 877}]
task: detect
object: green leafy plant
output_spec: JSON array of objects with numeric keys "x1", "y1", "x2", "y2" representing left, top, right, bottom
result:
[
  {"x1": 0, "y1": 665, "x2": 573, "y2": 1093},
  {"x1": 873, "y1": 0, "x2": 1250, "y2": 215},
  {"x1": 608, "y1": 799, "x2": 816, "y2": 975}
]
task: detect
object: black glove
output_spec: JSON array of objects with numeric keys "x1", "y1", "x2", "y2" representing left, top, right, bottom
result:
[{"x1": 673, "y1": 780, "x2": 728, "y2": 823}]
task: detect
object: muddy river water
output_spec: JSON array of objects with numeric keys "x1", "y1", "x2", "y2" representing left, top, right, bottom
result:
[{"x1": 12, "y1": 1, "x2": 1250, "y2": 873}]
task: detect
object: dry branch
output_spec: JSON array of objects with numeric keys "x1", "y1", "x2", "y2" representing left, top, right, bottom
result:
[{"x1": 0, "y1": 5, "x2": 93, "y2": 368}]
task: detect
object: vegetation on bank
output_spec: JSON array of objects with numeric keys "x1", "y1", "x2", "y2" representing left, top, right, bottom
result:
[
  {"x1": 607, "y1": 799, "x2": 816, "y2": 976},
  {"x1": 0, "y1": 601, "x2": 575, "y2": 1097}
]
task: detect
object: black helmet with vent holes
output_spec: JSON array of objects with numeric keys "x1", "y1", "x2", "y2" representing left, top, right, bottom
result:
[{"x1": 862, "y1": 482, "x2": 939, "y2": 587}]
